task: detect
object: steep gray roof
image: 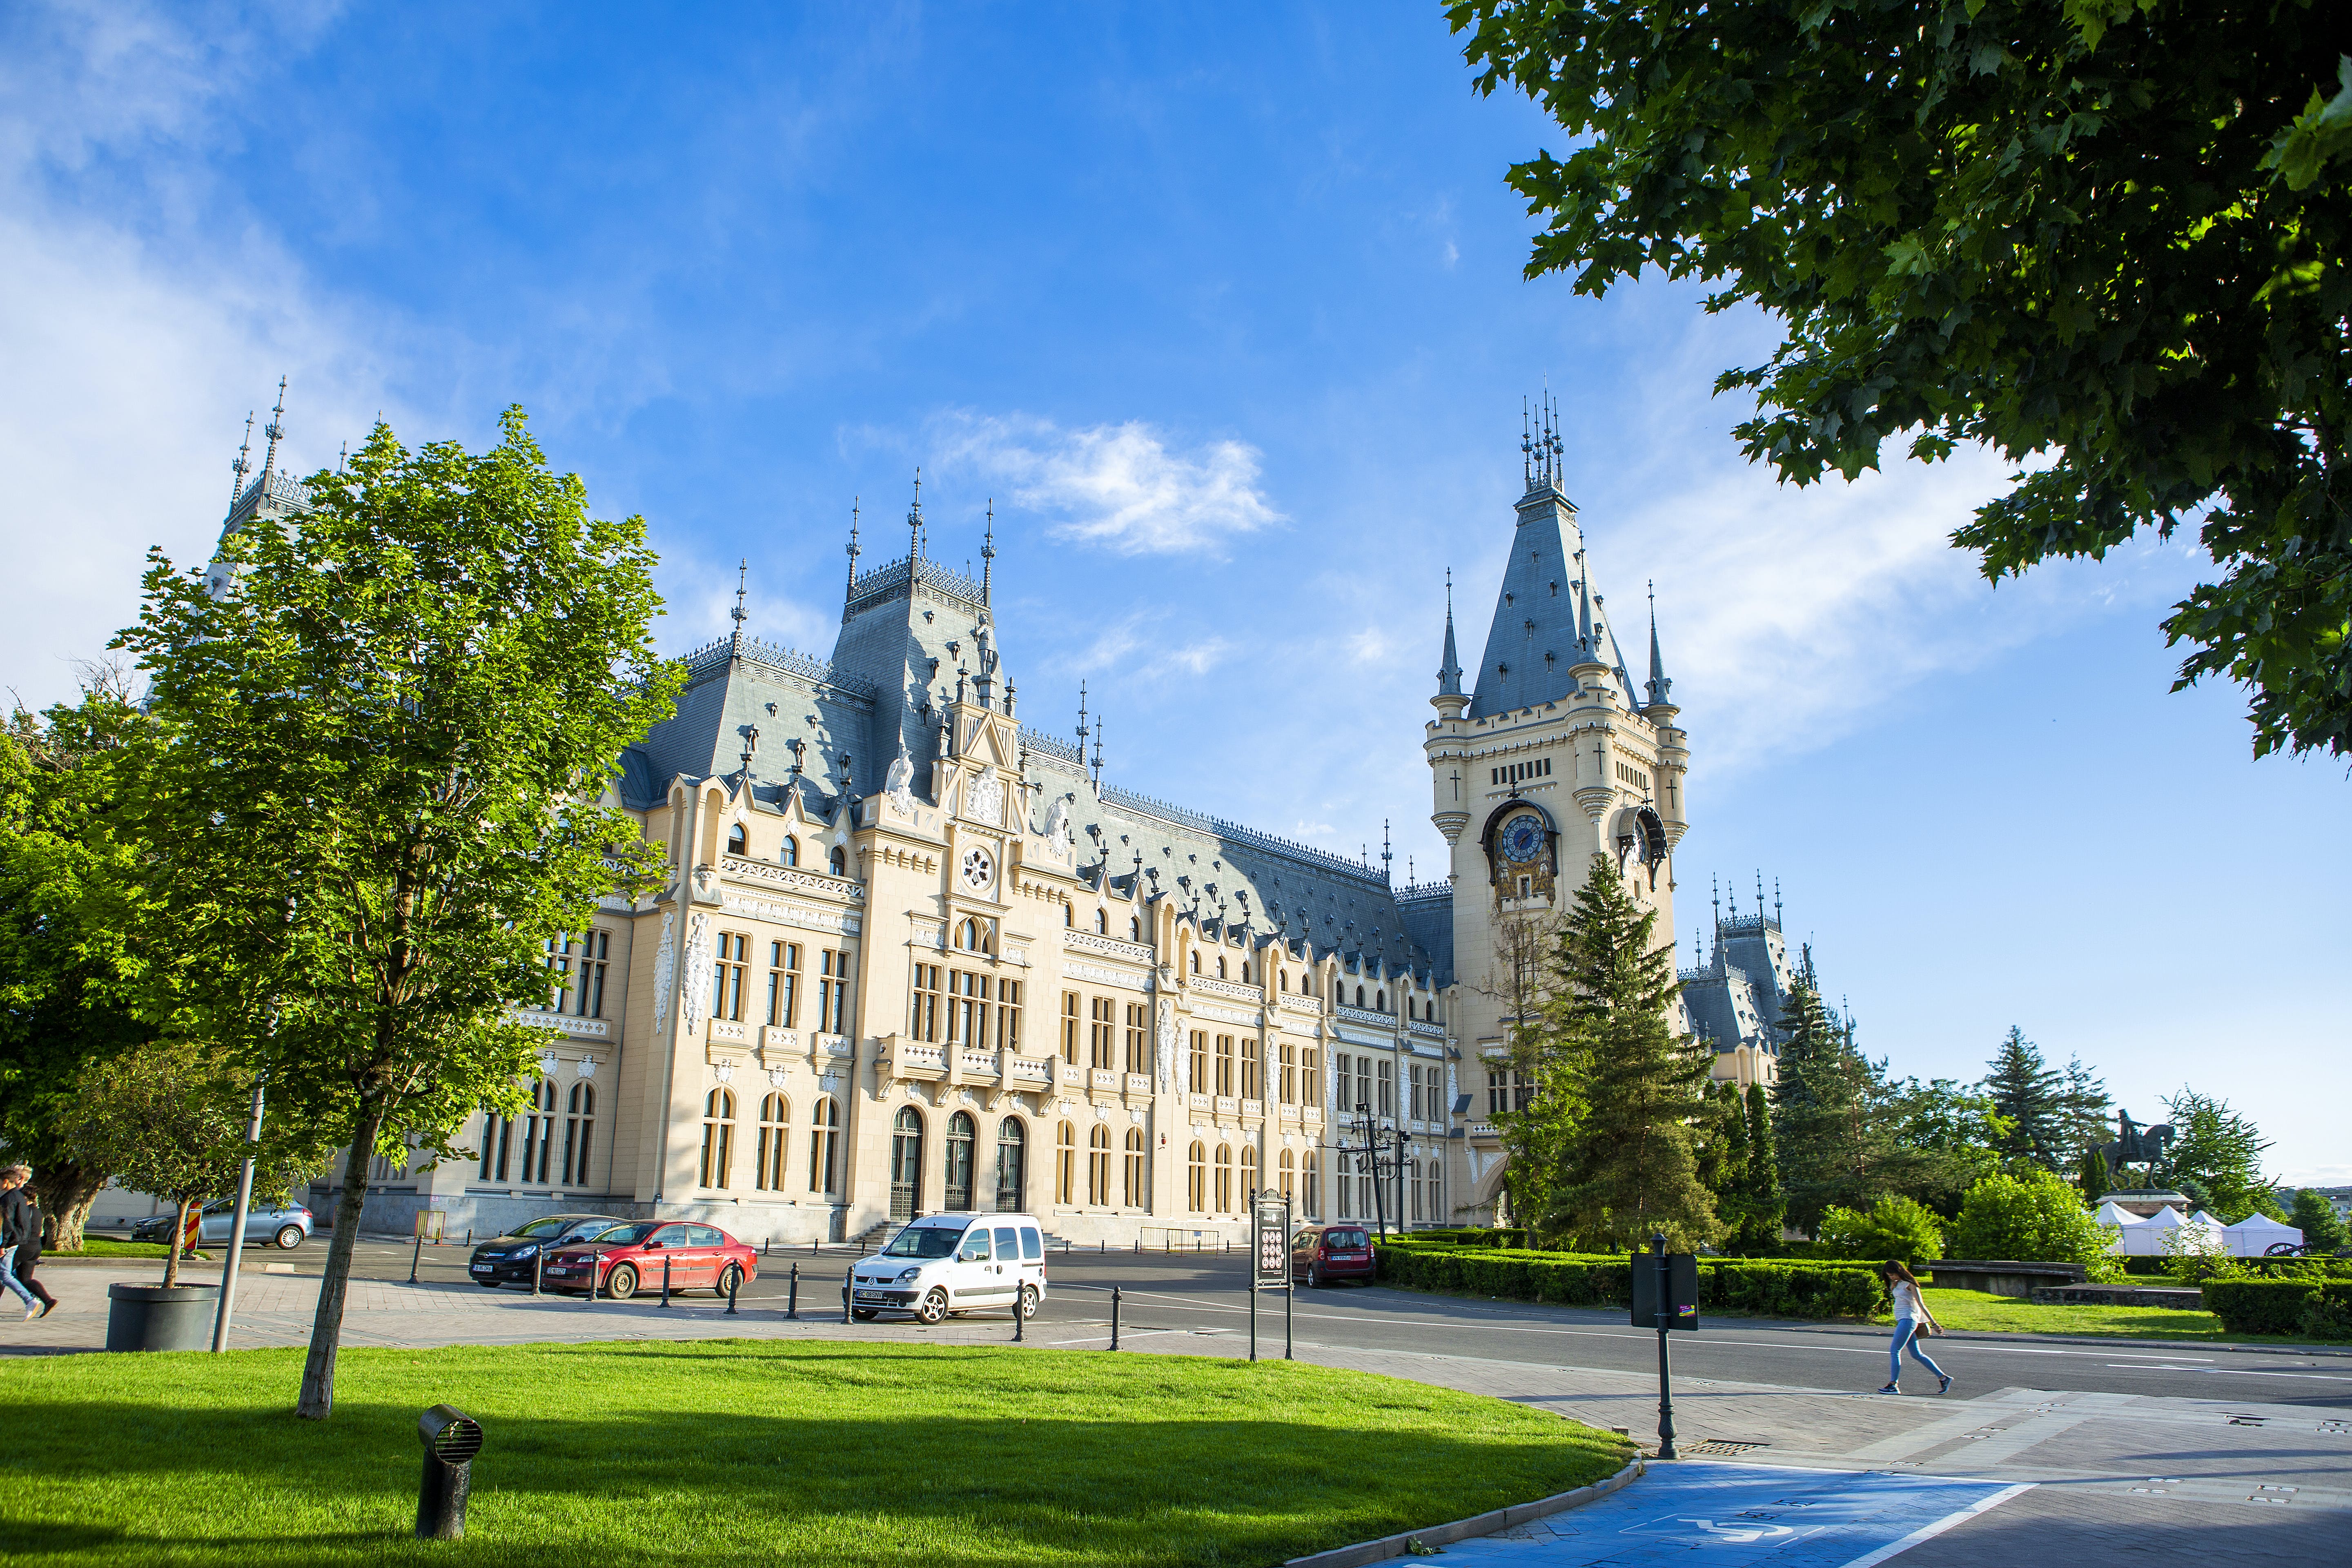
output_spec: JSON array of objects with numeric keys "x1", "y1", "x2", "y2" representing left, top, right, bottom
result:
[{"x1": 1467, "y1": 480, "x2": 1641, "y2": 718}]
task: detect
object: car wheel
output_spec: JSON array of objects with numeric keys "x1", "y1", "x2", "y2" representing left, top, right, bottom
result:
[
  {"x1": 1308, "y1": 1265, "x2": 1322, "y2": 1289},
  {"x1": 274, "y1": 1225, "x2": 304, "y2": 1250},
  {"x1": 915, "y1": 1287, "x2": 949, "y2": 1325},
  {"x1": 853, "y1": 1308, "x2": 880, "y2": 1321},
  {"x1": 606, "y1": 1263, "x2": 639, "y2": 1301},
  {"x1": 1018, "y1": 1285, "x2": 1039, "y2": 1319},
  {"x1": 715, "y1": 1263, "x2": 744, "y2": 1297}
]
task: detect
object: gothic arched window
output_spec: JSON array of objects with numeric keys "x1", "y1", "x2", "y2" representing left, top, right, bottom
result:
[
  {"x1": 755, "y1": 1092, "x2": 790, "y2": 1191},
  {"x1": 700, "y1": 1088, "x2": 735, "y2": 1189},
  {"x1": 779, "y1": 835, "x2": 798, "y2": 867},
  {"x1": 828, "y1": 845, "x2": 846, "y2": 875},
  {"x1": 726, "y1": 824, "x2": 748, "y2": 857}
]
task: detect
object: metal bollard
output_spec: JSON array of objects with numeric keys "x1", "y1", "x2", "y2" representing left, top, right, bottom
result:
[
  {"x1": 531, "y1": 1251, "x2": 542, "y2": 1298},
  {"x1": 416, "y1": 1405, "x2": 482, "y2": 1541},
  {"x1": 812, "y1": 1237, "x2": 819, "y2": 1255},
  {"x1": 660, "y1": 1252, "x2": 672, "y2": 1308},
  {"x1": 1013, "y1": 1282, "x2": 1025, "y2": 1342},
  {"x1": 786, "y1": 1263, "x2": 799, "y2": 1320},
  {"x1": 409, "y1": 1226, "x2": 424, "y2": 1284},
  {"x1": 583, "y1": 1248, "x2": 600, "y2": 1308},
  {"x1": 725, "y1": 1267, "x2": 739, "y2": 1316},
  {"x1": 1099, "y1": 1238, "x2": 1104, "y2": 1253},
  {"x1": 842, "y1": 1271, "x2": 853, "y2": 1324},
  {"x1": 1111, "y1": 1285, "x2": 1121, "y2": 1351}
]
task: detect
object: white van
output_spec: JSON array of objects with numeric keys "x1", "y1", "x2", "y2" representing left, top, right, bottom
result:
[{"x1": 849, "y1": 1214, "x2": 1049, "y2": 1324}]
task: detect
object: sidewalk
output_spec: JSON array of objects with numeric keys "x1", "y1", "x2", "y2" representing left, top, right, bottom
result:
[{"x1": 12, "y1": 1265, "x2": 2347, "y2": 1562}]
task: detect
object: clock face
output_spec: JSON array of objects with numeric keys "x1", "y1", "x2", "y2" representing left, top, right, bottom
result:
[
  {"x1": 1499, "y1": 814, "x2": 1546, "y2": 865},
  {"x1": 960, "y1": 845, "x2": 995, "y2": 891}
]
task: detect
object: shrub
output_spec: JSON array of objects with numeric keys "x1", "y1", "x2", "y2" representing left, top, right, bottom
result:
[
  {"x1": 2162, "y1": 1225, "x2": 2247, "y2": 1286},
  {"x1": 2201, "y1": 1279, "x2": 2352, "y2": 1336},
  {"x1": 1951, "y1": 1168, "x2": 2120, "y2": 1276},
  {"x1": 1815, "y1": 1196, "x2": 1946, "y2": 1266},
  {"x1": 2300, "y1": 1293, "x2": 2352, "y2": 1341},
  {"x1": 1374, "y1": 1245, "x2": 1886, "y2": 1319}
]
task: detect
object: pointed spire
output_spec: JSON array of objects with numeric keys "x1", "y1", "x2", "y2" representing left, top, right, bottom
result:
[
  {"x1": 730, "y1": 559, "x2": 749, "y2": 656},
  {"x1": 1076, "y1": 680, "x2": 1090, "y2": 756},
  {"x1": 844, "y1": 497, "x2": 861, "y2": 606},
  {"x1": 1436, "y1": 567, "x2": 1463, "y2": 697},
  {"x1": 1091, "y1": 708, "x2": 1105, "y2": 788},
  {"x1": 1574, "y1": 549, "x2": 1594, "y2": 654},
  {"x1": 228, "y1": 410, "x2": 254, "y2": 515},
  {"x1": 908, "y1": 468, "x2": 923, "y2": 563},
  {"x1": 980, "y1": 499, "x2": 996, "y2": 604},
  {"x1": 257, "y1": 376, "x2": 287, "y2": 494},
  {"x1": 1521, "y1": 397, "x2": 1534, "y2": 490},
  {"x1": 1381, "y1": 819, "x2": 1393, "y2": 884},
  {"x1": 1644, "y1": 578, "x2": 1673, "y2": 706}
]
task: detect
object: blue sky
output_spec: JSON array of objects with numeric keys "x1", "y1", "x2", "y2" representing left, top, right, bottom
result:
[{"x1": 4, "y1": 2, "x2": 2344, "y2": 1183}]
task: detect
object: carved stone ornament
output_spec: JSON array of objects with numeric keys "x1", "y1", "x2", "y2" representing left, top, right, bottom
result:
[
  {"x1": 692, "y1": 863, "x2": 720, "y2": 902},
  {"x1": 1129, "y1": 1107, "x2": 1147, "y2": 1125},
  {"x1": 767, "y1": 1066, "x2": 789, "y2": 1088},
  {"x1": 650, "y1": 911, "x2": 677, "y2": 1025},
  {"x1": 1093, "y1": 1104, "x2": 1110, "y2": 1122},
  {"x1": 1043, "y1": 795, "x2": 1073, "y2": 855},
  {"x1": 680, "y1": 912, "x2": 712, "y2": 1033},
  {"x1": 1155, "y1": 998, "x2": 1176, "y2": 1090},
  {"x1": 577, "y1": 1056, "x2": 599, "y2": 1079},
  {"x1": 885, "y1": 741, "x2": 915, "y2": 817},
  {"x1": 538, "y1": 1048, "x2": 561, "y2": 1076},
  {"x1": 713, "y1": 1060, "x2": 735, "y2": 1084},
  {"x1": 967, "y1": 770, "x2": 1003, "y2": 827}
]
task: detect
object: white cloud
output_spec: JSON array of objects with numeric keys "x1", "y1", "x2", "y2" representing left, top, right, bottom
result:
[
  {"x1": 939, "y1": 412, "x2": 1282, "y2": 555},
  {"x1": 1167, "y1": 637, "x2": 1232, "y2": 676}
]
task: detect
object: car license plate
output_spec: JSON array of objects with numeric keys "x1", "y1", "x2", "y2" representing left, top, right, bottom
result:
[
  {"x1": 470, "y1": 1263, "x2": 492, "y2": 1272},
  {"x1": 855, "y1": 1291, "x2": 886, "y2": 1302}
]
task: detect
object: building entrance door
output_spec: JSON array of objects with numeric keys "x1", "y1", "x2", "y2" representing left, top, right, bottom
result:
[{"x1": 890, "y1": 1106, "x2": 924, "y2": 1221}]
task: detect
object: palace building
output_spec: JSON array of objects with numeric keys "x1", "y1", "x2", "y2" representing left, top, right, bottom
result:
[{"x1": 276, "y1": 405, "x2": 1723, "y2": 1245}]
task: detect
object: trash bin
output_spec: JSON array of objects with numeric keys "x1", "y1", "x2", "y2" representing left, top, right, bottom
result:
[{"x1": 106, "y1": 1283, "x2": 221, "y2": 1352}]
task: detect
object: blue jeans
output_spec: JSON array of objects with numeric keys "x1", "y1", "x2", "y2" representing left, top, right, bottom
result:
[
  {"x1": 1890, "y1": 1318, "x2": 1944, "y2": 1385},
  {"x1": 0, "y1": 1246, "x2": 36, "y2": 1310}
]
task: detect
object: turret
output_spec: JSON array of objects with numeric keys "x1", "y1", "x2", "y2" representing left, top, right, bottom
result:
[{"x1": 1432, "y1": 569, "x2": 1468, "y2": 720}]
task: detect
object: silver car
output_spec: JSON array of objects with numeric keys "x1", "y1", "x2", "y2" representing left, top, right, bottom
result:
[{"x1": 132, "y1": 1200, "x2": 314, "y2": 1250}]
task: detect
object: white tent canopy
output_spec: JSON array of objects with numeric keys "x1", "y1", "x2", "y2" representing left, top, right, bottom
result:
[{"x1": 2222, "y1": 1213, "x2": 2303, "y2": 1258}]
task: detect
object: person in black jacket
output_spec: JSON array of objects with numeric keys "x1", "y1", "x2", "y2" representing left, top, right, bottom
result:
[
  {"x1": 0, "y1": 1165, "x2": 44, "y2": 1319},
  {"x1": 2, "y1": 1168, "x2": 57, "y2": 1317}
]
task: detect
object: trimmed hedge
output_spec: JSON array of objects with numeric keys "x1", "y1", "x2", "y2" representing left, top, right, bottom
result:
[
  {"x1": 1387, "y1": 1227, "x2": 1530, "y2": 1249},
  {"x1": 2121, "y1": 1253, "x2": 2352, "y2": 1278},
  {"x1": 1376, "y1": 1245, "x2": 1886, "y2": 1319},
  {"x1": 2203, "y1": 1280, "x2": 2352, "y2": 1337}
]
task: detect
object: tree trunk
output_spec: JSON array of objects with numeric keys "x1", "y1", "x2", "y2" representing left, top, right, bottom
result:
[
  {"x1": 163, "y1": 1196, "x2": 193, "y2": 1288},
  {"x1": 297, "y1": 1117, "x2": 382, "y2": 1421},
  {"x1": 33, "y1": 1158, "x2": 107, "y2": 1254}
]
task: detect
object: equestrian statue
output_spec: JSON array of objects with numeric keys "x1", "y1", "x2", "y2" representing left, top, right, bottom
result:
[{"x1": 2096, "y1": 1109, "x2": 2175, "y2": 1186}]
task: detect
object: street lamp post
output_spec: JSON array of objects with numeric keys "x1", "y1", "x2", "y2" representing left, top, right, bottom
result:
[{"x1": 210, "y1": 1074, "x2": 267, "y2": 1353}]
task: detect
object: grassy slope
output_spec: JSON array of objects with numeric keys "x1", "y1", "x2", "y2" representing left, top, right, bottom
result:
[{"x1": 0, "y1": 1340, "x2": 1626, "y2": 1568}]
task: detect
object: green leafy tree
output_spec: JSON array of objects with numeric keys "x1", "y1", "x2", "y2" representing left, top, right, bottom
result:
[
  {"x1": 1951, "y1": 1167, "x2": 2121, "y2": 1277},
  {"x1": 1541, "y1": 855, "x2": 1721, "y2": 1250},
  {"x1": 1484, "y1": 909, "x2": 1585, "y2": 1230},
  {"x1": 1450, "y1": 1, "x2": 2352, "y2": 757},
  {"x1": 0, "y1": 670, "x2": 162, "y2": 1250},
  {"x1": 1980, "y1": 1027, "x2": 2064, "y2": 1167},
  {"x1": 2289, "y1": 1189, "x2": 2351, "y2": 1254},
  {"x1": 1886, "y1": 1075, "x2": 2010, "y2": 1215},
  {"x1": 113, "y1": 410, "x2": 679, "y2": 1420},
  {"x1": 2157, "y1": 1087, "x2": 2278, "y2": 1221},
  {"x1": 55, "y1": 1037, "x2": 327, "y2": 1287},
  {"x1": 1815, "y1": 1194, "x2": 1946, "y2": 1267}
]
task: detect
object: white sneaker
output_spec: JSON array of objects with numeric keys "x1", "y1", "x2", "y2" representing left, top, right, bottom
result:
[{"x1": 22, "y1": 1303, "x2": 37, "y2": 1321}]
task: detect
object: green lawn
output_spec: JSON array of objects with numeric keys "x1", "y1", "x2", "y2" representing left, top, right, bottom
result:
[
  {"x1": 1914, "y1": 1286, "x2": 2330, "y2": 1346},
  {"x1": 0, "y1": 1340, "x2": 1628, "y2": 1567},
  {"x1": 47, "y1": 1238, "x2": 175, "y2": 1259}
]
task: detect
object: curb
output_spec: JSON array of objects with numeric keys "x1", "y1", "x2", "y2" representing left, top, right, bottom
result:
[
  {"x1": 1282, "y1": 1456, "x2": 1645, "y2": 1568},
  {"x1": 1771, "y1": 1321, "x2": 2352, "y2": 1360}
]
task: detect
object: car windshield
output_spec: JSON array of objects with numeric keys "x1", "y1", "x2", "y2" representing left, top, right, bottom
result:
[
  {"x1": 881, "y1": 1226, "x2": 963, "y2": 1259},
  {"x1": 512, "y1": 1218, "x2": 571, "y2": 1239},
  {"x1": 576, "y1": 1223, "x2": 659, "y2": 1247}
]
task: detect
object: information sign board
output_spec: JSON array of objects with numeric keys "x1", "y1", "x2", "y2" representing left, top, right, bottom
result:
[{"x1": 1629, "y1": 1250, "x2": 1700, "y2": 1330}]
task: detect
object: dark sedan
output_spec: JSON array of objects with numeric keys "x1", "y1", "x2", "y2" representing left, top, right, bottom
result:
[
  {"x1": 1292, "y1": 1224, "x2": 1376, "y2": 1287},
  {"x1": 467, "y1": 1213, "x2": 628, "y2": 1287}
]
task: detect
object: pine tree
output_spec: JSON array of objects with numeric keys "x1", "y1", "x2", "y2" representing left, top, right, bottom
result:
[
  {"x1": 1980, "y1": 1027, "x2": 2065, "y2": 1167},
  {"x1": 2054, "y1": 1055, "x2": 2114, "y2": 1172},
  {"x1": 1737, "y1": 1080, "x2": 1786, "y2": 1250},
  {"x1": 2077, "y1": 1143, "x2": 2111, "y2": 1203},
  {"x1": 1769, "y1": 983, "x2": 1919, "y2": 1234},
  {"x1": 1542, "y1": 854, "x2": 1722, "y2": 1250}
]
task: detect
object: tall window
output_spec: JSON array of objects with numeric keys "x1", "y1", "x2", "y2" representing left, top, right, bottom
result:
[
  {"x1": 1376, "y1": 989, "x2": 1386, "y2": 1012},
  {"x1": 1129, "y1": 915, "x2": 1143, "y2": 942},
  {"x1": 1301, "y1": 1045, "x2": 1319, "y2": 1106},
  {"x1": 1277, "y1": 1148, "x2": 1294, "y2": 1200},
  {"x1": 518, "y1": 1079, "x2": 557, "y2": 1184},
  {"x1": 479, "y1": 1107, "x2": 511, "y2": 1181},
  {"x1": 1216, "y1": 956, "x2": 1227, "y2": 979},
  {"x1": 1241, "y1": 1038, "x2": 1261, "y2": 1101},
  {"x1": 713, "y1": 932, "x2": 748, "y2": 1022},
  {"x1": 1087, "y1": 1124, "x2": 1111, "y2": 1205},
  {"x1": 1241, "y1": 1144, "x2": 1258, "y2": 1202},
  {"x1": 947, "y1": 969, "x2": 990, "y2": 1047},
  {"x1": 1095, "y1": 908, "x2": 1109, "y2": 934},
  {"x1": 755, "y1": 1093, "x2": 790, "y2": 1190},
  {"x1": 1123, "y1": 1129, "x2": 1147, "y2": 1208},
  {"x1": 779, "y1": 835, "x2": 798, "y2": 867},
  {"x1": 1060, "y1": 992, "x2": 1081, "y2": 1064},
  {"x1": 1214, "y1": 1144, "x2": 1234, "y2": 1212},
  {"x1": 1356, "y1": 1153, "x2": 1375, "y2": 1220},
  {"x1": 1303, "y1": 1149, "x2": 1319, "y2": 1217},
  {"x1": 727, "y1": 824, "x2": 748, "y2": 857},
  {"x1": 1334, "y1": 1053, "x2": 1354, "y2": 1114},
  {"x1": 995, "y1": 1119, "x2": 1026, "y2": 1211},
  {"x1": 1408, "y1": 1158, "x2": 1421, "y2": 1221},
  {"x1": 1279, "y1": 1040, "x2": 1297, "y2": 1105},
  {"x1": 561, "y1": 1082, "x2": 595, "y2": 1185},
  {"x1": 700, "y1": 1088, "x2": 735, "y2": 1189},
  {"x1": 945, "y1": 1112, "x2": 976, "y2": 1211},
  {"x1": 1356, "y1": 1055, "x2": 1376, "y2": 1115},
  {"x1": 808, "y1": 1096, "x2": 840, "y2": 1194},
  {"x1": 1215, "y1": 1034, "x2": 1236, "y2": 1096},
  {"x1": 1336, "y1": 1152, "x2": 1351, "y2": 1218},
  {"x1": 995, "y1": 979, "x2": 1023, "y2": 1053},
  {"x1": 954, "y1": 917, "x2": 987, "y2": 953},
  {"x1": 1189, "y1": 1030, "x2": 1209, "y2": 1091},
  {"x1": 547, "y1": 931, "x2": 610, "y2": 1017},
  {"x1": 1090, "y1": 996, "x2": 1116, "y2": 1069},
  {"x1": 909, "y1": 963, "x2": 942, "y2": 1041},
  {"x1": 1124, "y1": 1002, "x2": 1148, "y2": 1074},
  {"x1": 1408, "y1": 1063, "x2": 1425, "y2": 1121},
  {"x1": 767, "y1": 941, "x2": 801, "y2": 1028},
  {"x1": 828, "y1": 844, "x2": 846, "y2": 875},
  {"x1": 1056, "y1": 1121, "x2": 1078, "y2": 1205},
  {"x1": 1187, "y1": 1141, "x2": 1207, "y2": 1212},
  {"x1": 817, "y1": 949, "x2": 851, "y2": 1033}
]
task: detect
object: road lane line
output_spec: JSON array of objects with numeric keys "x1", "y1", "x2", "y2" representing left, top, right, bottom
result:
[{"x1": 1834, "y1": 1482, "x2": 2035, "y2": 1568}]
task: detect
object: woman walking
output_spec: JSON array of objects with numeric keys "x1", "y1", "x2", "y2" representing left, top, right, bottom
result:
[
  {"x1": 1879, "y1": 1260, "x2": 1949, "y2": 1394},
  {"x1": 8, "y1": 1177, "x2": 58, "y2": 1318},
  {"x1": 0, "y1": 1165, "x2": 52, "y2": 1319}
]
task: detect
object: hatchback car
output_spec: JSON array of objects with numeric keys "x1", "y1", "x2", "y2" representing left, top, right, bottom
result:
[
  {"x1": 467, "y1": 1213, "x2": 628, "y2": 1287},
  {"x1": 132, "y1": 1200, "x2": 314, "y2": 1250},
  {"x1": 1292, "y1": 1223, "x2": 1376, "y2": 1286},
  {"x1": 538, "y1": 1220, "x2": 758, "y2": 1300},
  {"x1": 850, "y1": 1214, "x2": 1048, "y2": 1324}
]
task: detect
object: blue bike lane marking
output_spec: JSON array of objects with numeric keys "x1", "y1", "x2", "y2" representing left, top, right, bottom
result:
[{"x1": 1440, "y1": 1461, "x2": 2031, "y2": 1567}]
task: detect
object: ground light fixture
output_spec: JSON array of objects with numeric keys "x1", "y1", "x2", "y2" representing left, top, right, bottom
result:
[{"x1": 416, "y1": 1404, "x2": 483, "y2": 1540}]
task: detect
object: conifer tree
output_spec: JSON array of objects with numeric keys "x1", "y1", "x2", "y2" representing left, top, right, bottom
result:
[
  {"x1": 1980, "y1": 1027, "x2": 2065, "y2": 1167},
  {"x1": 2055, "y1": 1056, "x2": 2114, "y2": 1169},
  {"x1": 1739, "y1": 1081, "x2": 1786, "y2": 1249},
  {"x1": 2078, "y1": 1144, "x2": 2112, "y2": 1203},
  {"x1": 1541, "y1": 854, "x2": 1721, "y2": 1250},
  {"x1": 1770, "y1": 982, "x2": 1918, "y2": 1233}
]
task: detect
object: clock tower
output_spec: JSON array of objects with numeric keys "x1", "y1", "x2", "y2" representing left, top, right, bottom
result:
[{"x1": 1425, "y1": 406, "x2": 1690, "y2": 1218}]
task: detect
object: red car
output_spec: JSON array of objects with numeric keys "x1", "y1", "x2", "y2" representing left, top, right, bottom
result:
[
  {"x1": 539, "y1": 1220, "x2": 757, "y2": 1300},
  {"x1": 1292, "y1": 1224, "x2": 1376, "y2": 1287}
]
